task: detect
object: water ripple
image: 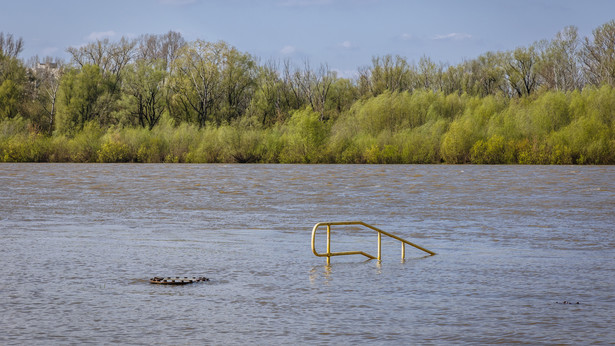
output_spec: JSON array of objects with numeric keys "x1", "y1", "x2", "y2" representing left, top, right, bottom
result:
[{"x1": 1, "y1": 163, "x2": 614, "y2": 344}]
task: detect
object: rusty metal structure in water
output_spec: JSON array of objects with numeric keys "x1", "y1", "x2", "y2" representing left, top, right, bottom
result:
[{"x1": 150, "y1": 276, "x2": 209, "y2": 285}]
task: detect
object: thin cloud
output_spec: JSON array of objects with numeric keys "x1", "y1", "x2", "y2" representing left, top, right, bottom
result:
[
  {"x1": 400, "y1": 33, "x2": 415, "y2": 41},
  {"x1": 280, "y1": 45, "x2": 297, "y2": 55},
  {"x1": 433, "y1": 32, "x2": 472, "y2": 41},
  {"x1": 340, "y1": 40, "x2": 355, "y2": 49},
  {"x1": 87, "y1": 31, "x2": 117, "y2": 41}
]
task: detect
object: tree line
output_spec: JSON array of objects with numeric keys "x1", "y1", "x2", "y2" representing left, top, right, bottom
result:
[{"x1": 1, "y1": 21, "x2": 614, "y2": 163}]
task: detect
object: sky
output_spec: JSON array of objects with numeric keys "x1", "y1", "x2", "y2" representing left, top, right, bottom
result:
[{"x1": 2, "y1": 0, "x2": 615, "y2": 77}]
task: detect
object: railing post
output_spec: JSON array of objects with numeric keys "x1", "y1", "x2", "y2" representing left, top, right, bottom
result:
[
  {"x1": 326, "y1": 224, "x2": 331, "y2": 265},
  {"x1": 401, "y1": 242, "x2": 405, "y2": 260},
  {"x1": 377, "y1": 232, "x2": 381, "y2": 260}
]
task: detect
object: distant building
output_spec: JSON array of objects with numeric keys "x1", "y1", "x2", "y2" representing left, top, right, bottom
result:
[
  {"x1": 37, "y1": 62, "x2": 58, "y2": 70},
  {"x1": 32, "y1": 61, "x2": 62, "y2": 79}
]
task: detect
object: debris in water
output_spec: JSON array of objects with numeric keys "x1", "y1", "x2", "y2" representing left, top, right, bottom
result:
[{"x1": 150, "y1": 276, "x2": 209, "y2": 285}]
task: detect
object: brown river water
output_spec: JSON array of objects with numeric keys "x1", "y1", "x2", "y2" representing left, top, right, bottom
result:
[{"x1": 1, "y1": 163, "x2": 614, "y2": 344}]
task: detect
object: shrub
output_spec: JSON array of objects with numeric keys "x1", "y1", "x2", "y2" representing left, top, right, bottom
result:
[
  {"x1": 279, "y1": 108, "x2": 329, "y2": 163},
  {"x1": 470, "y1": 134, "x2": 515, "y2": 164}
]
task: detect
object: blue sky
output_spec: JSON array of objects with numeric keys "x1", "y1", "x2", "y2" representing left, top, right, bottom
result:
[{"x1": 2, "y1": 0, "x2": 615, "y2": 77}]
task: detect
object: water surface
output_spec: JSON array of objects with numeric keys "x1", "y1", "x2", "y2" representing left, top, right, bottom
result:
[{"x1": 1, "y1": 164, "x2": 614, "y2": 344}]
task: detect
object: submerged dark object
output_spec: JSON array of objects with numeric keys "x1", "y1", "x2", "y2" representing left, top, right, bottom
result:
[
  {"x1": 150, "y1": 276, "x2": 209, "y2": 285},
  {"x1": 556, "y1": 301, "x2": 580, "y2": 304}
]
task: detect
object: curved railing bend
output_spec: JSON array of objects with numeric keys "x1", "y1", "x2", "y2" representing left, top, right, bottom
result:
[{"x1": 311, "y1": 221, "x2": 435, "y2": 264}]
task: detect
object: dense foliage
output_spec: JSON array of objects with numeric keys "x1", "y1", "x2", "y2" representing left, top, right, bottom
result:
[{"x1": 1, "y1": 22, "x2": 615, "y2": 164}]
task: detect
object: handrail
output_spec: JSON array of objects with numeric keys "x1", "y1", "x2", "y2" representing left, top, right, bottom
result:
[{"x1": 311, "y1": 221, "x2": 435, "y2": 264}]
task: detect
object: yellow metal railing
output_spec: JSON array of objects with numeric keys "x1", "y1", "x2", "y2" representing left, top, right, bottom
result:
[{"x1": 311, "y1": 221, "x2": 435, "y2": 264}]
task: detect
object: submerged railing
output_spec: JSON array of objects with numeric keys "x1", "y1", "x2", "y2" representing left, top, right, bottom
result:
[{"x1": 311, "y1": 221, "x2": 435, "y2": 264}]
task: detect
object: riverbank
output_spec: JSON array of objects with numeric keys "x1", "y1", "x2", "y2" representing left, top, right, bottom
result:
[{"x1": 2, "y1": 86, "x2": 615, "y2": 164}]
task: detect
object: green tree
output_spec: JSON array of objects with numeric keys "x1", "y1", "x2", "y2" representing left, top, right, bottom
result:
[
  {"x1": 528, "y1": 91, "x2": 571, "y2": 137},
  {"x1": 121, "y1": 60, "x2": 167, "y2": 129},
  {"x1": 398, "y1": 119, "x2": 449, "y2": 163},
  {"x1": 505, "y1": 46, "x2": 540, "y2": 97},
  {"x1": 417, "y1": 56, "x2": 445, "y2": 91},
  {"x1": 463, "y1": 52, "x2": 507, "y2": 97},
  {"x1": 170, "y1": 40, "x2": 224, "y2": 126},
  {"x1": 470, "y1": 134, "x2": 515, "y2": 164},
  {"x1": 219, "y1": 46, "x2": 257, "y2": 122},
  {"x1": 249, "y1": 61, "x2": 287, "y2": 126},
  {"x1": 0, "y1": 79, "x2": 22, "y2": 120},
  {"x1": 325, "y1": 77, "x2": 359, "y2": 117},
  {"x1": 67, "y1": 37, "x2": 136, "y2": 95},
  {"x1": 440, "y1": 96, "x2": 499, "y2": 163},
  {"x1": 362, "y1": 54, "x2": 415, "y2": 96},
  {"x1": 55, "y1": 65, "x2": 106, "y2": 134},
  {"x1": 279, "y1": 108, "x2": 329, "y2": 163},
  {"x1": 442, "y1": 64, "x2": 465, "y2": 95},
  {"x1": 0, "y1": 34, "x2": 27, "y2": 120},
  {"x1": 170, "y1": 40, "x2": 257, "y2": 125},
  {"x1": 135, "y1": 31, "x2": 186, "y2": 122}
]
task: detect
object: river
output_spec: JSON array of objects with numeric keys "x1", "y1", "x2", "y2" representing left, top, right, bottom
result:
[{"x1": 1, "y1": 163, "x2": 614, "y2": 344}]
